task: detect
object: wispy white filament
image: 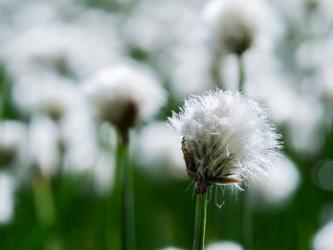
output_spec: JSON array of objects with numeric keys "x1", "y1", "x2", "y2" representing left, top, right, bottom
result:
[{"x1": 169, "y1": 90, "x2": 280, "y2": 185}]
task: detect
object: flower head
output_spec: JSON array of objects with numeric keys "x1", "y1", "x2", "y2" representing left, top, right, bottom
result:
[
  {"x1": 169, "y1": 90, "x2": 280, "y2": 194},
  {"x1": 249, "y1": 154, "x2": 300, "y2": 209},
  {"x1": 207, "y1": 241, "x2": 243, "y2": 250},
  {"x1": 203, "y1": 0, "x2": 283, "y2": 55},
  {"x1": 83, "y1": 63, "x2": 166, "y2": 135}
]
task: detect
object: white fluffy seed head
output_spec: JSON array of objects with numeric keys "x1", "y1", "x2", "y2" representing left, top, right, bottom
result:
[
  {"x1": 83, "y1": 63, "x2": 166, "y2": 131},
  {"x1": 169, "y1": 90, "x2": 280, "y2": 193},
  {"x1": 203, "y1": 0, "x2": 283, "y2": 55},
  {"x1": 249, "y1": 154, "x2": 300, "y2": 209},
  {"x1": 207, "y1": 241, "x2": 243, "y2": 250},
  {"x1": 313, "y1": 221, "x2": 333, "y2": 250}
]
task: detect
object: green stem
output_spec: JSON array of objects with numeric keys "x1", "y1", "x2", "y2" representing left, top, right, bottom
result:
[
  {"x1": 211, "y1": 52, "x2": 224, "y2": 89},
  {"x1": 32, "y1": 175, "x2": 64, "y2": 250},
  {"x1": 241, "y1": 188, "x2": 252, "y2": 250},
  {"x1": 193, "y1": 192, "x2": 208, "y2": 250},
  {"x1": 238, "y1": 55, "x2": 245, "y2": 92},
  {"x1": 117, "y1": 132, "x2": 135, "y2": 250}
]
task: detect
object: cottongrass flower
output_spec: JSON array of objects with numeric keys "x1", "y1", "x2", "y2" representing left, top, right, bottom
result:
[
  {"x1": 202, "y1": 0, "x2": 283, "y2": 55},
  {"x1": 134, "y1": 122, "x2": 187, "y2": 180},
  {"x1": 28, "y1": 116, "x2": 60, "y2": 177},
  {"x1": 169, "y1": 89, "x2": 280, "y2": 250},
  {"x1": 0, "y1": 121, "x2": 28, "y2": 167},
  {"x1": 0, "y1": 173, "x2": 16, "y2": 224},
  {"x1": 169, "y1": 90, "x2": 280, "y2": 194},
  {"x1": 312, "y1": 220, "x2": 333, "y2": 250},
  {"x1": 84, "y1": 63, "x2": 166, "y2": 250},
  {"x1": 158, "y1": 247, "x2": 184, "y2": 250},
  {"x1": 206, "y1": 241, "x2": 243, "y2": 250},
  {"x1": 249, "y1": 154, "x2": 300, "y2": 209},
  {"x1": 83, "y1": 63, "x2": 166, "y2": 139}
]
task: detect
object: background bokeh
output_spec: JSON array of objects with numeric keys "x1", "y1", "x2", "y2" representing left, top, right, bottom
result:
[{"x1": 0, "y1": 0, "x2": 333, "y2": 249}]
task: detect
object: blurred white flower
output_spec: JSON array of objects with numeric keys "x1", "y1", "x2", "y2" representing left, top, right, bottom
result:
[
  {"x1": 29, "y1": 116, "x2": 60, "y2": 177},
  {"x1": 124, "y1": 0, "x2": 213, "y2": 98},
  {"x1": 206, "y1": 241, "x2": 243, "y2": 250},
  {"x1": 134, "y1": 122, "x2": 186, "y2": 180},
  {"x1": 83, "y1": 63, "x2": 166, "y2": 131},
  {"x1": 61, "y1": 106, "x2": 99, "y2": 174},
  {"x1": 2, "y1": 19, "x2": 122, "y2": 81},
  {"x1": 313, "y1": 221, "x2": 333, "y2": 250},
  {"x1": 169, "y1": 90, "x2": 280, "y2": 193},
  {"x1": 250, "y1": 154, "x2": 300, "y2": 209},
  {"x1": 203, "y1": 0, "x2": 283, "y2": 55},
  {"x1": 13, "y1": 75, "x2": 82, "y2": 120},
  {"x1": 0, "y1": 172, "x2": 16, "y2": 224},
  {"x1": 91, "y1": 151, "x2": 115, "y2": 196},
  {"x1": 0, "y1": 120, "x2": 28, "y2": 166},
  {"x1": 158, "y1": 247, "x2": 184, "y2": 250}
]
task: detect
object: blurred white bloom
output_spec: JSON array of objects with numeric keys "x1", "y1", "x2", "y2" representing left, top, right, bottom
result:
[
  {"x1": 125, "y1": 0, "x2": 213, "y2": 98},
  {"x1": 250, "y1": 154, "x2": 300, "y2": 209},
  {"x1": 0, "y1": 172, "x2": 16, "y2": 224},
  {"x1": 83, "y1": 63, "x2": 166, "y2": 130},
  {"x1": 169, "y1": 90, "x2": 280, "y2": 193},
  {"x1": 158, "y1": 247, "x2": 184, "y2": 250},
  {"x1": 313, "y1": 221, "x2": 333, "y2": 250},
  {"x1": 134, "y1": 122, "x2": 186, "y2": 180},
  {"x1": 13, "y1": 75, "x2": 82, "y2": 120},
  {"x1": 61, "y1": 106, "x2": 99, "y2": 174},
  {"x1": 91, "y1": 151, "x2": 115, "y2": 196},
  {"x1": 124, "y1": 0, "x2": 202, "y2": 53},
  {"x1": 206, "y1": 241, "x2": 243, "y2": 250},
  {"x1": 2, "y1": 19, "x2": 122, "y2": 80},
  {"x1": 203, "y1": 0, "x2": 283, "y2": 54},
  {"x1": 296, "y1": 37, "x2": 333, "y2": 103},
  {"x1": 29, "y1": 116, "x2": 60, "y2": 177},
  {"x1": 0, "y1": 120, "x2": 28, "y2": 166}
]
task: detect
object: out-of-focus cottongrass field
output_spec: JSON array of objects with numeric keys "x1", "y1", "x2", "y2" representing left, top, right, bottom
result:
[{"x1": 0, "y1": 0, "x2": 333, "y2": 249}]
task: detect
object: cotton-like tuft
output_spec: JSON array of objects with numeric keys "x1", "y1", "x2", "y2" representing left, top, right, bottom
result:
[
  {"x1": 313, "y1": 221, "x2": 333, "y2": 250},
  {"x1": 249, "y1": 154, "x2": 300, "y2": 209},
  {"x1": 203, "y1": 0, "x2": 283, "y2": 55},
  {"x1": 169, "y1": 90, "x2": 280, "y2": 193},
  {"x1": 83, "y1": 63, "x2": 166, "y2": 132},
  {"x1": 206, "y1": 241, "x2": 243, "y2": 250}
]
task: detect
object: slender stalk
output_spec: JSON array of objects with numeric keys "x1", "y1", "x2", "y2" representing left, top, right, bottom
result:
[
  {"x1": 241, "y1": 187, "x2": 252, "y2": 250},
  {"x1": 193, "y1": 192, "x2": 208, "y2": 250},
  {"x1": 238, "y1": 55, "x2": 245, "y2": 92},
  {"x1": 116, "y1": 131, "x2": 135, "y2": 250},
  {"x1": 211, "y1": 51, "x2": 224, "y2": 89},
  {"x1": 237, "y1": 53, "x2": 252, "y2": 250},
  {"x1": 32, "y1": 174, "x2": 64, "y2": 250}
]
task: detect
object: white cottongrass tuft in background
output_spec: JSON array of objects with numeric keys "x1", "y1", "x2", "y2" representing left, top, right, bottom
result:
[
  {"x1": 206, "y1": 241, "x2": 243, "y2": 250},
  {"x1": 312, "y1": 220, "x2": 333, "y2": 250},
  {"x1": 158, "y1": 247, "x2": 184, "y2": 250},
  {"x1": 28, "y1": 116, "x2": 60, "y2": 177},
  {"x1": 0, "y1": 172, "x2": 16, "y2": 224},
  {"x1": 169, "y1": 90, "x2": 281, "y2": 193},
  {"x1": 83, "y1": 63, "x2": 167, "y2": 130},
  {"x1": 202, "y1": 0, "x2": 283, "y2": 55},
  {"x1": 133, "y1": 122, "x2": 186, "y2": 180},
  {"x1": 249, "y1": 154, "x2": 300, "y2": 209}
]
